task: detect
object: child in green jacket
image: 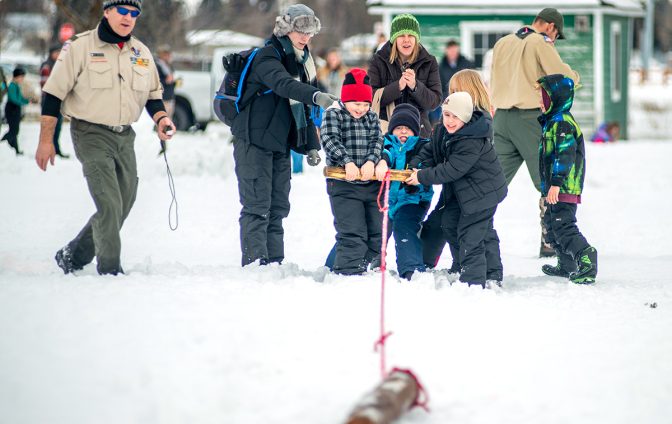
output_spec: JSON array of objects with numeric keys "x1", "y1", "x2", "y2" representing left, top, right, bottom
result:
[
  {"x1": 537, "y1": 74, "x2": 597, "y2": 284},
  {"x1": 1, "y1": 68, "x2": 32, "y2": 155}
]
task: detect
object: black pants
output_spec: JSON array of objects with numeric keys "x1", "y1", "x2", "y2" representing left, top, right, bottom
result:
[
  {"x1": 543, "y1": 202, "x2": 589, "y2": 259},
  {"x1": 421, "y1": 196, "x2": 460, "y2": 270},
  {"x1": 457, "y1": 206, "x2": 502, "y2": 284},
  {"x1": 327, "y1": 179, "x2": 383, "y2": 275},
  {"x1": 233, "y1": 139, "x2": 291, "y2": 266},
  {"x1": 1, "y1": 103, "x2": 21, "y2": 153}
]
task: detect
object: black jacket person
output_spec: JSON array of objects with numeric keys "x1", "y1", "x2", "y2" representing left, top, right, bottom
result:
[{"x1": 230, "y1": 4, "x2": 337, "y2": 266}]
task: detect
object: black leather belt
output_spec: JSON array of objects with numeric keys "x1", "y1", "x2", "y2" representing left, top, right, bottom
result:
[{"x1": 73, "y1": 118, "x2": 131, "y2": 133}]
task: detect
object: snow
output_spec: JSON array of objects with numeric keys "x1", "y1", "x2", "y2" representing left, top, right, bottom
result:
[{"x1": 1, "y1": 112, "x2": 671, "y2": 424}]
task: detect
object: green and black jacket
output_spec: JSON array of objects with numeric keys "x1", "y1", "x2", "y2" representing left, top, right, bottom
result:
[{"x1": 537, "y1": 74, "x2": 585, "y2": 197}]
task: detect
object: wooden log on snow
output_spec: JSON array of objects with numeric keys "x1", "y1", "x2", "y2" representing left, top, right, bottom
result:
[
  {"x1": 323, "y1": 166, "x2": 412, "y2": 182},
  {"x1": 345, "y1": 370, "x2": 420, "y2": 424}
]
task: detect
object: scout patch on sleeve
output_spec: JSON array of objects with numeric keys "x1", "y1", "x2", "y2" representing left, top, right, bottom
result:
[{"x1": 57, "y1": 41, "x2": 71, "y2": 61}]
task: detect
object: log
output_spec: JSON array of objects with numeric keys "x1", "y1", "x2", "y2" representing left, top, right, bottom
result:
[
  {"x1": 345, "y1": 370, "x2": 421, "y2": 424},
  {"x1": 323, "y1": 166, "x2": 412, "y2": 182}
]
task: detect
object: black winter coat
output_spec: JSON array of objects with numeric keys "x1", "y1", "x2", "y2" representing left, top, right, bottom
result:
[
  {"x1": 231, "y1": 35, "x2": 320, "y2": 153},
  {"x1": 415, "y1": 111, "x2": 507, "y2": 215},
  {"x1": 438, "y1": 54, "x2": 474, "y2": 99},
  {"x1": 368, "y1": 42, "x2": 442, "y2": 138}
]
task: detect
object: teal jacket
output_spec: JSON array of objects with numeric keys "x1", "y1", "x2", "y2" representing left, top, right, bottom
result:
[
  {"x1": 7, "y1": 81, "x2": 30, "y2": 108},
  {"x1": 538, "y1": 74, "x2": 586, "y2": 196},
  {"x1": 382, "y1": 134, "x2": 433, "y2": 220}
]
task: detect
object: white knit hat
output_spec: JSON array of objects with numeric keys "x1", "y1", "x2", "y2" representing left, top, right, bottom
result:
[
  {"x1": 442, "y1": 92, "x2": 474, "y2": 123},
  {"x1": 103, "y1": 0, "x2": 142, "y2": 11}
]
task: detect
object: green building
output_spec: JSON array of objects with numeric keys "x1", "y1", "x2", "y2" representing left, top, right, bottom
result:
[{"x1": 367, "y1": 0, "x2": 645, "y2": 138}]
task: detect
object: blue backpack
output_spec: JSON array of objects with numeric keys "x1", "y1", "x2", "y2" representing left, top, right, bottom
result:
[{"x1": 213, "y1": 48, "x2": 273, "y2": 126}]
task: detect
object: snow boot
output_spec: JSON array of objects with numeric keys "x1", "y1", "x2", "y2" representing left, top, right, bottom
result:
[
  {"x1": 542, "y1": 250, "x2": 578, "y2": 278},
  {"x1": 54, "y1": 245, "x2": 83, "y2": 274},
  {"x1": 570, "y1": 246, "x2": 598, "y2": 284}
]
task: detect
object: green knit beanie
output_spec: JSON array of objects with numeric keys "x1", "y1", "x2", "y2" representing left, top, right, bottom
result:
[{"x1": 390, "y1": 14, "x2": 420, "y2": 44}]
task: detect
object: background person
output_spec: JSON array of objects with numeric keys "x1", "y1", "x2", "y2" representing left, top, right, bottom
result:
[
  {"x1": 490, "y1": 7, "x2": 579, "y2": 257},
  {"x1": 40, "y1": 44, "x2": 69, "y2": 159},
  {"x1": 368, "y1": 13, "x2": 442, "y2": 138}
]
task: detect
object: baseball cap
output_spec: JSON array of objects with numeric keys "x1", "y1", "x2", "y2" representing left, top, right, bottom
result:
[{"x1": 536, "y1": 8, "x2": 565, "y2": 40}]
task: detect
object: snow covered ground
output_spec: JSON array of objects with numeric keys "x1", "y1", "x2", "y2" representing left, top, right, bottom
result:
[{"x1": 1, "y1": 115, "x2": 671, "y2": 424}]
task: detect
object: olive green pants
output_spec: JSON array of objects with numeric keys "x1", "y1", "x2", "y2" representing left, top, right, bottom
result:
[
  {"x1": 68, "y1": 119, "x2": 138, "y2": 275},
  {"x1": 493, "y1": 108, "x2": 542, "y2": 192}
]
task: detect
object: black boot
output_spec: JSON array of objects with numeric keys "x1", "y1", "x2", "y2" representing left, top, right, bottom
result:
[
  {"x1": 570, "y1": 246, "x2": 598, "y2": 284},
  {"x1": 542, "y1": 250, "x2": 578, "y2": 278},
  {"x1": 55, "y1": 245, "x2": 83, "y2": 274}
]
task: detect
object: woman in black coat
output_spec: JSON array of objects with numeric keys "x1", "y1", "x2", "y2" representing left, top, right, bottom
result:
[
  {"x1": 368, "y1": 14, "x2": 442, "y2": 138},
  {"x1": 229, "y1": 4, "x2": 338, "y2": 266}
]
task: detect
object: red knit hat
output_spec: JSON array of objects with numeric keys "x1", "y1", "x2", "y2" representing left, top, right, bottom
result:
[{"x1": 341, "y1": 68, "x2": 372, "y2": 103}]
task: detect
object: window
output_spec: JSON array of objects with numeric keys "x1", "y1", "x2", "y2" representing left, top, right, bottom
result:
[
  {"x1": 610, "y1": 21, "x2": 622, "y2": 102},
  {"x1": 460, "y1": 21, "x2": 522, "y2": 68}
]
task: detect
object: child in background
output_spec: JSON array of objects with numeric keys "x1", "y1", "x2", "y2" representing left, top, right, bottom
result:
[
  {"x1": 590, "y1": 121, "x2": 620, "y2": 143},
  {"x1": 537, "y1": 74, "x2": 597, "y2": 284},
  {"x1": 407, "y1": 92, "x2": 507, "y2": 288},
  {"x1": 1, "y1": 68, "x2": 33, "y2": 155},
  {"x1": 381, "y1": 104, "x2": 433, "y2": 280},
  {"x1": 321, "y1": 68, "x2": 387, "y2": 275}
]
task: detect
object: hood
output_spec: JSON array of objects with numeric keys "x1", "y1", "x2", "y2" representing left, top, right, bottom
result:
[
  {"x1": 384, "y1": 134, "x2": 421, "y2": 151},
  {"x1": 537, "y1": 74, "x2": 574, "y2": 118},
  {"x1": 445, "y1": 109, "x2": 493, "y2": 142}
]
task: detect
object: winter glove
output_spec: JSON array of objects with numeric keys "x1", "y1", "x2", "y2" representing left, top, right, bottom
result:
[
  {"x1": 222, "y1": 53, "x2": 245, "y2": 95},
  {"x1": 403, "y1": 183, "x2": 419, "y2": 194},
  {"x1": 306, "y1": 149, "x2": 321, "y2": 166},
  {"x1": 313, "y1": 92, "x2": 339, "y2": 109}
]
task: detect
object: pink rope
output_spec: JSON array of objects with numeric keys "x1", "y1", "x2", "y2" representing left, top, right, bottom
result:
[{"x1": 374, "y1": 171, "x2": 393, "y2": 380}]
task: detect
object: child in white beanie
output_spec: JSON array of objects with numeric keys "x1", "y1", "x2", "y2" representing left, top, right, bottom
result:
[{"x1": 406, "y1": 92, "x2": 507, "y2": 288}]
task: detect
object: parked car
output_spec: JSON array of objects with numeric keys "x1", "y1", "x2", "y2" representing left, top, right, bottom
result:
[{"x1": 172, "y1": 47, "x2": 235, "y2": 132}]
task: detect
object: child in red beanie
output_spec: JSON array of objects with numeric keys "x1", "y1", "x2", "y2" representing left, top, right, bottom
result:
[{"x1": 321, "y1": 68, "x2": 388, "y2": 275}]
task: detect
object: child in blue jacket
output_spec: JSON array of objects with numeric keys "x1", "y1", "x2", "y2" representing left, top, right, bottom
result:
[{"x1": 381, "y1": 104, "x2": 433, "y2": 280}]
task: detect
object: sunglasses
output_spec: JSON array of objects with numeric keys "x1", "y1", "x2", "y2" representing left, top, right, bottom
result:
[{"x1": 116, "y1": 6, "x2": 141, "y2": 18}]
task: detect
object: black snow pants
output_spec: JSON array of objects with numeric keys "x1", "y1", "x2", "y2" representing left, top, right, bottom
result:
[
  {"x1": 1, "y1": 102, "x2": 22, "y2": 154},
  {"x1": 233, "y1": 138, "x2": 291, "y2": 266},
  {"x1": 421, "y1": 191, "x2": 460, "y2": 270},
  {"x1": 457, "y1": 206, "x2": 503, "y2": 285},
  {"x1": 543, "y1": 201, "x2": 589, "y2": 259},
  {"x1": 327, "y1": 179, "x2": 383, "y2": 275}
]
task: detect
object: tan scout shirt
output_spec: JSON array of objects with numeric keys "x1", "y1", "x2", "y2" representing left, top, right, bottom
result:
[
  {"x1": 491, "y1": 26, "x2": 579, "y2": 110},
  {"x1": 43, "y1": 27, "x2": 163, "y2": 126}
]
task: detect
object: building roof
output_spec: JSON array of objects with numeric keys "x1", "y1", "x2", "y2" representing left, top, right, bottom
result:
[{"x1": 185, "y1": 30, "x2": 264, "y2": 48}]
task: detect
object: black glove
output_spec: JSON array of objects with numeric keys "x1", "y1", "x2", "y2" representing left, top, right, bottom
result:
[
  {"x1": 307, "y1": 149, "x2": 321, "y2": 166},
  {"x1": 403, "y1": 183, "x2": 419, "y2": 194},
  {"x1": 222, "y1": 53, "x2": 245, "y2": 73}
]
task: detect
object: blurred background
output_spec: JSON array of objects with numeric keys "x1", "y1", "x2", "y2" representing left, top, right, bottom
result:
[{"x1": 1, "y1": 0, "x2": 671, "y2": 138}]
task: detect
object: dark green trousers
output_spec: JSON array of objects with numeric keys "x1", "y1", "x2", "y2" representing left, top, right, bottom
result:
[
  {"x1": 68, "y1": 119, "x2": 138, "y2": 275},
  {"x1": 493, "y1": 108, "x2": 542, "y2": 192}
]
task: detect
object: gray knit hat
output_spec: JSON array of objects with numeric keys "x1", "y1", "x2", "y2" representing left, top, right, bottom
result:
[
  {"x1": 273, "y1": 4, "x2": 321, "y2": 37},
  {"x1": 103, "y1": 0, "x2": 142, "y2": 12}
]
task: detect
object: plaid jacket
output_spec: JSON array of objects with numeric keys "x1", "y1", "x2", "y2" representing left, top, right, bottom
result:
[{"x1": 320, "y1": 103, "x2": 383, "y2": 167}]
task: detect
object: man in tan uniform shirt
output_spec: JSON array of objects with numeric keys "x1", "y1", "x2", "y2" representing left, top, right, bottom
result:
[
  {"x1": 35, "y1": 0, "x2": 176, "y2": 275},
  {"x1": 490, "y1": 8, "x2": 579, "y2": 257}
]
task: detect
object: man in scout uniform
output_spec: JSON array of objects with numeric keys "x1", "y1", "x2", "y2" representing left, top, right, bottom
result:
[
  {"x1": 490, "y1": 7, "x2": 579, "y2": 257},
  {"x1": 35, "y1": 0, "x2": 176, "y2": 275}
]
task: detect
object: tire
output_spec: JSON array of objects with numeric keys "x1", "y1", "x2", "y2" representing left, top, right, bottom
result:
[{"x1": 173, "y1": 102, "x2": 193, "y2": 132}]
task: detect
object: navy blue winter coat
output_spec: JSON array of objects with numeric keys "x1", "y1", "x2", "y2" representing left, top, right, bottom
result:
[{"x1": 415, "y1": 110, "x2": 507, "y2": 215}]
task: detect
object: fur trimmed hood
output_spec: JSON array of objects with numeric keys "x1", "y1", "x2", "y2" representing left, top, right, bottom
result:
[{"x1": 273, "y1": 4, "x2": 321, "y2": 37}]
